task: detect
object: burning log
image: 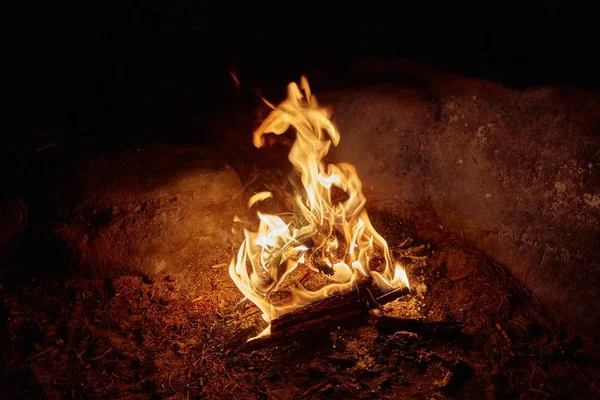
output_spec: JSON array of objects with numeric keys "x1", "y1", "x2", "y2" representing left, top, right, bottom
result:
[
  {"x1": 239, "y1": 281, "x2": 410, "y2": 351},
  {"x1": 229, "y1": 76, "x2": 412, "y2": 351}
]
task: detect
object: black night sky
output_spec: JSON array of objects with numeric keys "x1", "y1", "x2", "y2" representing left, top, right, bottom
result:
[{"x1": 9, "y1": 2, "x2": 600, "y2": 174}]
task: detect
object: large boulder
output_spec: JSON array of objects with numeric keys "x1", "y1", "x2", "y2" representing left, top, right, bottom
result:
[
  {"x1": 324, "y1": 74, "x2": 600, "y2": 335},
  {"x1": 58, "y1": 144, "x2": 243, "y2": 279}
]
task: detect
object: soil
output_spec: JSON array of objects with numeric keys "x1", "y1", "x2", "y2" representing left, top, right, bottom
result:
[{"x1": 1, "y1": 200, "x2": 598, "y2": 399}]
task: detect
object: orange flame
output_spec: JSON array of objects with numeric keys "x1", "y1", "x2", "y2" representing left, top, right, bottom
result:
[{"x1": 230, "y1": 77, "x2": 409, "y2": 339}]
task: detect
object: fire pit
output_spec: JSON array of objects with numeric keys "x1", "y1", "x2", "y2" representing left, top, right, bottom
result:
[{"x1": 2, "y1": 69, "x2": 598, "y2": 399}]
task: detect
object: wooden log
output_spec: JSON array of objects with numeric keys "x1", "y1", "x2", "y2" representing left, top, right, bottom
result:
[
  {"x1": 375, "y1": 286, "x2": 411, "y2": 304},
  {"x1": 238, "y1": 281, "x2": 410, "y2": 351},
  {"x1": 240, "y1": 282, "x2": 371, "y2": 351},
  {"x1": 271, "y1": 286, "x2": 371, "y2": 332}
]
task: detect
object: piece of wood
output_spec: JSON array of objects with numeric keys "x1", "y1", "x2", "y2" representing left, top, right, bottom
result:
[
  {"x1": 375, "y1": 286, "x2": 410, "y2": 304},
  {"x1": 238, "y1": 280, "x2": 411, "y2": 351},
  {"x1": 240, "y1": 281, "x2": 373, "y2": 351},
  {"x1": 270, "y1": 278, "x2": 396, "y2": 332}
]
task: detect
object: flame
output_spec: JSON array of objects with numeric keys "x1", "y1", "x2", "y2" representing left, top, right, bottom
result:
[{"x1": 229, "y1": 77, "x2": 409, "y2": 338}]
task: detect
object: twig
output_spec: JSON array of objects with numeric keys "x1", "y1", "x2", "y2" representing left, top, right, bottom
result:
[
  {"x1": 302, "y1": 381, "x2": 327, "y2": 397},
  {"x1": 193, "y1": 345, "x2": 206, "y2": 368},
  {"x1": 398, "y1": 238, "x2": 412, "y2": 248},
  {"x1": 495, "y1": 323, "x2": 513, "y2": 345},
  {"x1": 36, "y1": 143, "x2": 56, "y2": 152},
  {"x1": 401, "y1": 254, "x2": 429, "y2": 260},
  {"x1": 91, "y1": 346, "x2": 113, "y2": 361},
  {"x1": 169, "y1": 372, "x2": 176, "y2": 394},
  {"x1": 26, "y1": 345, "x2": 56, "y2": 362}
]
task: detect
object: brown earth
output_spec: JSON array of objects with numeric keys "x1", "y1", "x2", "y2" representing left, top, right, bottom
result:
[
  {"x1": 2, "y1": 200, "x2": 597, "y2": 399},
  {"x1": 56, "y1": 144, "x2": 243, "y2": 284},
  {"x1": 4, "y1": 64, "x2": 598, "y2": 398}
]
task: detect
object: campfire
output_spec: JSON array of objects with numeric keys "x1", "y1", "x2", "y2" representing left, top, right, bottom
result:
[
  {"x1": 2, "y1": 74, "x2": 596, "y2": 399},
  {"x1": 5, "y1": 3, "x2": 600, "y2": 396},
  {"x1": 229, "y1": 77, "x2": 410, "y2": 339}
]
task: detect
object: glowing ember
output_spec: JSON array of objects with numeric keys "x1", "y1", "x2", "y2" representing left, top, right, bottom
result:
[{"x1": 229, "y1": 77, "x2": 409, "y2": 339}]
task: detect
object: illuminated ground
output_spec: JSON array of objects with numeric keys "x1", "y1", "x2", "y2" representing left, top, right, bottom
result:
[{"x1": 2, "y1": 203, "x2": 597, "y2": 399}]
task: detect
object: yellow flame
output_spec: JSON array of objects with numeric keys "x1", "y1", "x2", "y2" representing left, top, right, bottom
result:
[
  {"x1": 248, "y1": 191, "x2": 273, "y2": 209},
  {"x1": 229, "y1": 77, "x2": 409, "y2": 338}
]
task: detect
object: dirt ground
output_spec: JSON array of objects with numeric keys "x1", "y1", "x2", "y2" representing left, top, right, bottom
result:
[{"x1": 1, "y1": 197, "x2": 598, "y2": 399}]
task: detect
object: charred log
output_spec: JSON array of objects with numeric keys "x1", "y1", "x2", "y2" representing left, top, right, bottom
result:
[
  {"x1": 239, "y1": 281, "x2": 410, "y2": 351},
  {"x1": 241, "y1": 283, "x2": 372, "y2": 351}
]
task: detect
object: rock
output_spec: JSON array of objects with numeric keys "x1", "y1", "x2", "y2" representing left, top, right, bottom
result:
[
  {"x1": 322, "y1": 67, "x2": 600, "y2": 338},
  {"x1": 57, "y1": 144, "x2": 243, "y2": 280},
  {"x1": 388, "y1": 330, "x2": 420, "y2": 349},
  {"x1": 435, "y1": 361, "x2": 472, "y2": 393}
]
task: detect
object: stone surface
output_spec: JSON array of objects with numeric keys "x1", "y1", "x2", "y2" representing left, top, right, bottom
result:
[
  {"x1": 321, "y1": 74, "x2": 600, "y2": 335},
  {"x1": 57, "y1": 144, "x2": 243, "y2": 279}
]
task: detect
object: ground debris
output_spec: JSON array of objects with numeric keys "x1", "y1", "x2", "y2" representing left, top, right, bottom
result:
[{"x1": 1, "y1": 206, "x2": 597, "y2": 399}]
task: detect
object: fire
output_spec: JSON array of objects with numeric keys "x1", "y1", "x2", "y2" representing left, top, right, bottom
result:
[{"x1": 229, "y1": 76, "x2": 409, "y2": 338}]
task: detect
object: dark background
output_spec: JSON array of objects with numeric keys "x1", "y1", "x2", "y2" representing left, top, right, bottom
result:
[{"x1": 7, "y1": 2, "x2": 600, "y2": 200}]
